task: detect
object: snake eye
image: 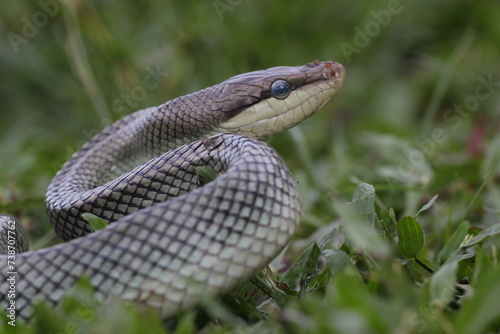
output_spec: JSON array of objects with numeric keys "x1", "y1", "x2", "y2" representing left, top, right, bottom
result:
[{"x1": 270, "y1": 79, "x2": 291, "y2": 99}]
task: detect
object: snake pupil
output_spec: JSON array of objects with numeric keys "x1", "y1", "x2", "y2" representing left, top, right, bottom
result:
[{"x1": 270, "y1": 79, "x2": 291, "y2": 99}]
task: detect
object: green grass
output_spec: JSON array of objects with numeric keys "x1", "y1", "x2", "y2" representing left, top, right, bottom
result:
[{"x1": 2, "y1": 0, "x2": 500, "y2": 333}]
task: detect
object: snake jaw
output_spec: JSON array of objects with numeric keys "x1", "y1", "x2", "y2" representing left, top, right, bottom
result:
[{"x1": 220, "y1": 61, "x2": 345, "y2": 138}]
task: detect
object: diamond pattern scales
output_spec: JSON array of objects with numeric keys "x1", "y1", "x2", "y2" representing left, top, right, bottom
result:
[
  {"x1": 0, "y1": 61, "x2": 345, "y2": 322},
  {"x1": 1, "y1": 135, "x2": 302, "y2": 321}
]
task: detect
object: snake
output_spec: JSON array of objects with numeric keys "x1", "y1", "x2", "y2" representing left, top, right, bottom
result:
[{"x1": 0, "y1": 60, "x2": 344, "y2": 322}]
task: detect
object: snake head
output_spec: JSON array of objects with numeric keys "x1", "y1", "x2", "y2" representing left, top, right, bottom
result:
[{"x1": 218, "y1": 60, "x2": 345, "y2": 139}]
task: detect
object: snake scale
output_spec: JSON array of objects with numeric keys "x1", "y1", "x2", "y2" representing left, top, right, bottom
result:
[{"x1": 0, "y1": 60, "x2": 344, "y2": 322}]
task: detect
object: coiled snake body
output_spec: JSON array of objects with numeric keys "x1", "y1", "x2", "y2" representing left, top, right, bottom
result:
[{"x1": 0, "y1": 61, "x2": 344, "y2": 322}]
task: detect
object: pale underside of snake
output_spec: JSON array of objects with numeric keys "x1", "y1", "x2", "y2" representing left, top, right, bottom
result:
[{"x1": 0, "y1": 60, "x2": 345, "y2": 322}]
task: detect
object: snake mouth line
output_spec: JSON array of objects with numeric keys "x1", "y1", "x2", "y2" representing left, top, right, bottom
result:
[{"x1": 220, "y1": 61, "x2": 345, "y2": 138}]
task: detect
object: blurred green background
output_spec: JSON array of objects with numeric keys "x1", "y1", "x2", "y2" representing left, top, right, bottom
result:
[{"x1": 1, "y1": 0, "x2": 500, "y2": 249}]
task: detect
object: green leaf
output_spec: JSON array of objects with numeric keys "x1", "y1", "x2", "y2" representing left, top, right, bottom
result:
[
  {"x1": 396, "y1": 216, "x2": 425, "y2": 259},
  {"x1": 456, "y1": 264, "x2": 500, "y2": 334},
  {"x1": 332, "y1": 272, "x2": 388, "y2": 332},
  {"x1": 252, "y1": 274, "x2": 292, "y2": 303},
  {"x1": 280, "y1": 243, "x2": 321, "y2": 288},
  {"x1": 231, "y1": 275, "x2": 263, "y2": 305},
  {"x1": 221, "y1": 293, "x2": 263, "y2": 321},
  {"x1": 335, "y1": 201, "x2": 390, "y2": 258},
  {"x1": 280, "y1": 228, "x2": 336, "y2": 288},
  {"x1": 379, "y1": 209, "x2": 396, "y2": 244},
  {"x1": 388, "y1": 208, "x2": 398, "y2": 226},
  {"x1": 322, "y1": 249, "x2": 360, "y2": 279},
  {"x1": 415, "y1": 256, "x2": 438, "y2": 273},
  {"x1": 315, "y1": 227, "x2": 337, "y2": 250},
  {"x1": 172, "y1": 312, "x2": 196, "y2": 334},
  {"x1": 429, "y1": 256, "x2": 459, "y2": 308},
  {"x1": 335, "y1": 183, "x2": 390, "y2": 258},
  {"x1": 415, "y1": 194, "x2": 438, "y2": 217},
  {"x1": 348, "y1": 183, "x2": 376, "y2": 226},
  {"x1": 462, "y1": 222, "x2": 500, "y2": 248},
  {"x1": 437, "y1": 221, "x2": 470, "y2": 263},
  {"x1": 82, "y1": 213, "x2": 109, "y2": 231},
  {"x1": 195, "y1": 166, "x2": 218, "y2": 185}
]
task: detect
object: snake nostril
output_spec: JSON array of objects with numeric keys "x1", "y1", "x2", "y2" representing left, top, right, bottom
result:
[{"x1": 323, "y1": 61, "x2": 345, "y2": 80}]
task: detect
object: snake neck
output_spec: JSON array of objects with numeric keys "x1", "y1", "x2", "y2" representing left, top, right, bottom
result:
[
  {"x1": 61, "y1": 87, "x2": 226, "y2": 190},
  {"x1": 45, "y1": 87, "x2": 228, "y2": 240},
  {"x1": 143, "y1": 86, "x2": 226, "y2": 155}
]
